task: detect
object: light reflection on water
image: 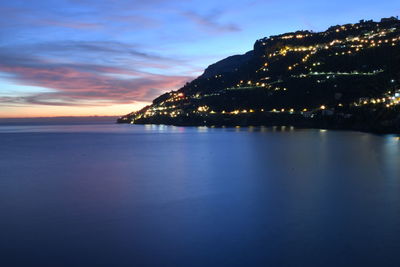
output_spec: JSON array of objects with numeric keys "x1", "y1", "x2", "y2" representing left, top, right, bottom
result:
[{"x1": 0, "y1": 123, "x2": 399, "y2": 267}]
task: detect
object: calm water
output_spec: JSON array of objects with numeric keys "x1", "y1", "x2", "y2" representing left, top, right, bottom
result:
[{"x1": 1, "y1": 121, "x2": 400, "y2": 267}]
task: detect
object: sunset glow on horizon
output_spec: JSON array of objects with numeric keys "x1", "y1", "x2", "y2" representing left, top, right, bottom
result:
[
  {"x1": 1, "y1": 0, "x2": 399, "y2": 118},
  {"x1": 0, "y1": 101, "x2": 150, "y2": 118}
]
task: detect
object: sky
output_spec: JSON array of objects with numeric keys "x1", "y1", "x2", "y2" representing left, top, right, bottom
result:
[{"x1": 0, "y1": 0, "x2": 399, "y2": 118}]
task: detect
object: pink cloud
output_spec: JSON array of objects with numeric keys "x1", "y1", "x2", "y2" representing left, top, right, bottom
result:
[
  {"x1": 181, "y1": 10, "x2": 241, "y2": 33},
  {"x1": 0, "y1": 58, "x2": 193, "y2": 106}
]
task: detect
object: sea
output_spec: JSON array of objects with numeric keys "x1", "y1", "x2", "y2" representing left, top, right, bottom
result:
[{"x1": 0, "y1": 117, "x2": 399, "y2": 266}]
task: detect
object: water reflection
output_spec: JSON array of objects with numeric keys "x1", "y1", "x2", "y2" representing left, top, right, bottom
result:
[{"x1": 0, "y1": 124, "x2": 399, "y2": 266}]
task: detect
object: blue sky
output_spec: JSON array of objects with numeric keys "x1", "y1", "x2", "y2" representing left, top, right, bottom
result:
[{"x1": 0, "y1": 0, "x2": 399, "y2": 117}]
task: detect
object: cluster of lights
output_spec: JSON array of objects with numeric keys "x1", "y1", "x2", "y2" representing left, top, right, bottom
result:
[
  {"x1": 292, "y1": 69, "x2": 384, "y2": 79},
  {"x1": 165, "y1": 92, "x2": 186, "y2": 103},
  {"x1": 279, "y1": 33, "x2": 313, "y2": 40},
  {"x1": 138, "y1": 101, "x2": 343, "y2": 120},
  {"x1": 355, "y1": 88, "x2": 400, "y2": 108},
  {"x1": 193, "y1": 105, "x2": 329, "y2": 116},
  {"x1": 260, "y1": 25, "x2": 399, "y2": 83},
  {"x1": 197, "y1": 106, "x2": 210, "y2": 112},
  {"x1": 131, "y1": 19, "x2": 399, "y2": 122}
]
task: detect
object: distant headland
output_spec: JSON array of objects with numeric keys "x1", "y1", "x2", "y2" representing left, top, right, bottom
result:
[{"x1": 118, "y1": 17, "x2": 400, "y2": 134}]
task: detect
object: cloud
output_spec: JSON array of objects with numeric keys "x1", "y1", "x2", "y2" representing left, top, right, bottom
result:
[
  {"x1": 106, "y1": 14, "x2": 160, "y2": 29},
  {"x1": 0, "y1": 45, "x2": 193, "y2": 107},
  {"x1": 0, "y1": 0, "x2": 240, "y2": 114},
  {"x1": 181, "y1": 10, "x2": 241, "y2": 33},
  {"x1": 0, "y1": 63, "x2": 192, "y2": 106},
  {"x1": 0, "y1": 1, "x2": 162, "y2": 32},
  {"x1": 37, "y1": 19, "x2": 102, "y2": 30},
  {"x1": 8, "y1": 40, "x2": 185, "y2": 64}
]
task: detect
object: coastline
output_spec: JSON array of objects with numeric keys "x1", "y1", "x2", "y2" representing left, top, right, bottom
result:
[{"x1": 117, "y1": 113, "x2": 400, "y2": 135}]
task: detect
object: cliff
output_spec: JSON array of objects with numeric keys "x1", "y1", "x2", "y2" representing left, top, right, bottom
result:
[{"x1": 118, "y1": 17, "x2": 400, "y2": 133}]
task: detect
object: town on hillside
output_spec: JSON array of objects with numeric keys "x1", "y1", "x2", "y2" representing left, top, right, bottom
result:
[{"x1": 119, "y1": 17, "x2": 400, "y2": 133}]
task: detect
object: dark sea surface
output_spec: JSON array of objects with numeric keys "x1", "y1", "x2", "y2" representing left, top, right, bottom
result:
[{"x1": 1, "y1": 119, "x2": 400, "y2": 267}]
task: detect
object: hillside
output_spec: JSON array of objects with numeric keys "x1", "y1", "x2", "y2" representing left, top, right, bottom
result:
[{"x1": 118, "y1": 17, "x2": 400, "y2": 133}]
